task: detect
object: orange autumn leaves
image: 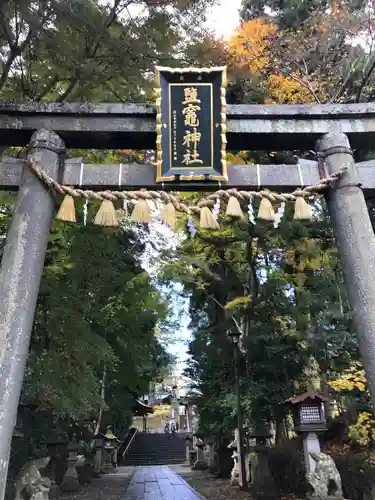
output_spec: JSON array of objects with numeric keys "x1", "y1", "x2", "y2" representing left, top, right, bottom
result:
[
  {"x1": 228, "y1": 19, "x2": 316, "y2": 104},
  {"x1": 228, "y1": 18, "x2": 275, "y2": 74}
]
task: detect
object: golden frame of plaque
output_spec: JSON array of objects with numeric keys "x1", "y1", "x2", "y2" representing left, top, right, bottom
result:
[{"x1": 154, "y1": 66, "x2": 227, "y2": 183}]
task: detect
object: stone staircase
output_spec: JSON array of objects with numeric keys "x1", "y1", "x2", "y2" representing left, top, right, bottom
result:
[{"x1": 122, "y1": 432, "x2": 188, "y2": 466}]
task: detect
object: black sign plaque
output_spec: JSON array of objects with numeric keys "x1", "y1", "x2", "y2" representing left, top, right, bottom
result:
[{"x1": 155, "y1": 66, "x2": 227, "y2": 183}]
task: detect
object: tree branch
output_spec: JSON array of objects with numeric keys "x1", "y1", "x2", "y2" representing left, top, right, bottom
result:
[
  {"x1": 273, "y1": 63, "x2": 321, "y2": 104},
  {"x1": 355, "y1": 56, "x2": 375, "y2": 103},
  {"x1": 0, "y1": 17, "x2": 14, "y2": 47},
  {"x1": 56, "y1": 77, "x2": 79, "y2": 102},
  {"x1": 35, "y1": 75, "x2": 60, "y2": 101}
]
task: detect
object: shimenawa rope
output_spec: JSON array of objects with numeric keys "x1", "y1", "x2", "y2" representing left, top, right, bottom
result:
[{"x1": 26, "y1": 155, "x2": 347, "y2": 229}]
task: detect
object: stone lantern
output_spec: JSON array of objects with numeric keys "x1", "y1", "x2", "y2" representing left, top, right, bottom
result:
[
  {"x1": 60, "y1": 433, "x2": 81, "y2": 492},
  {"x1": 204, "y1": 436, "x2": 218, "y2": 473},
  {"x1": 285, "y1": 391, "x2": 328, "y2": 473},
  {"x1": 102, "y1": 426, "x2": 120, "y2": 473},
  {"x1": 248, "y1": 426, "x2": 275, "y2": 493},
  {"x1": 41, "y1": 430, "x2": 66, "y2": 498},
  {"x1": 192, "y1": 437, "x2": 208, "y2": 470}
]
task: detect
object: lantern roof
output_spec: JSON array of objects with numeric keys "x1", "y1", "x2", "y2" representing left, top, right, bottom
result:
[{"x1": 285, "y1": 390, "x2": 328, "y2": 405}]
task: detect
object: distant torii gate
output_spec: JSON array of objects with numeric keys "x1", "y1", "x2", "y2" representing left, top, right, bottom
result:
[{"x1": 1, "y1": 101, "x2": 375, "y2": 496}]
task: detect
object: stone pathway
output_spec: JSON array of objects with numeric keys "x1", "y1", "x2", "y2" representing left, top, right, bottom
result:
[
  {"x1": 122, "y1": 466, "x2": 203, "y2": 500},
  {"x1": 61, "y1": 467, "x2": 135, "y2": 500}
]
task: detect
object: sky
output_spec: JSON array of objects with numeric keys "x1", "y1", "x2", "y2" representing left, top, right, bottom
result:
[{"x1": 205, "y1": 0, "x2": 242, "y2": 40}]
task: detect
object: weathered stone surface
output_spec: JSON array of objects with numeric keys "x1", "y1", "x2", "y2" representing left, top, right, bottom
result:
[
  {"x1": 14, "y1": 456, "x2": 51, "y2": 500},
  {"x1": 321, "y1": 132, "x2": 375, "y2": 412},
  {"x1": 122, "y1": 466, "x2": 204, "y2": 499},
  {"x1": 3, "y1": 158, "x2": 375, "y2": 195},
  {"x1": 306, "y1": 452, "x2": 343, "y2": 499},
  {"x1": 1, "y1": 102, "x2": 375, "y2": 150},
  {"x1": 0, "y1": 131, "x2": 63, "y2": 500}
]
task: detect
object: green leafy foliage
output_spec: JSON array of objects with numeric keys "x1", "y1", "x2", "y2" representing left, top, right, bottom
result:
[
  {"x1": 0, "y1": 0, "x2": 216, "y2": 102},
  {"x1": 20, "y1": 221, "x2": 174, "y2": 423},
  {"x1": 160, "y1": 194, "x2": 359, "y2": 442}
]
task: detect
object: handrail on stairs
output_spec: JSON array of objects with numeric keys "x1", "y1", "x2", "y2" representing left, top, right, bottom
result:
[{"x1": 121, "y1": 427, "x2": 138, "y2": 459}]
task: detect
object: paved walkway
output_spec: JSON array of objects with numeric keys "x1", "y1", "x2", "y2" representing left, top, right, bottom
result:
[{"x1": 122, "y1": 466, "x2": 203, "y2": 500}]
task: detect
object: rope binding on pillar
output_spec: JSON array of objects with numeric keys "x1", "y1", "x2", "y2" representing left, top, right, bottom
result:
[{"x1": 26, "y1": 155, "x2": 347, "y2": 232}]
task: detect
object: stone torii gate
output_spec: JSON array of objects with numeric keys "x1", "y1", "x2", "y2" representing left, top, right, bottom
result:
[{"x1": 1, "y1": 101, "x2": 375, "y2": 496}]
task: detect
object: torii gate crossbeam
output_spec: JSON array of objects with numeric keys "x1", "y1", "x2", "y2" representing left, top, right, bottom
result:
[{"x1": 0, "y1": 103, "x2": 375, "y2": 499}]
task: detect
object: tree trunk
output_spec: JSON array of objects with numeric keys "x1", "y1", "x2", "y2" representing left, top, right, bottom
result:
[
  {"x1": 275, "y1": 418, "x2": 287, "y2": 444},
  {"x1": 320, "y1": 369, "x2": 333, "y2": 420}
]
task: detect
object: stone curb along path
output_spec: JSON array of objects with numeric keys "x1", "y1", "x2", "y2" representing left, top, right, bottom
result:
[{"x1": 121, "y1": 466, "x2": 206, "y2": 500}]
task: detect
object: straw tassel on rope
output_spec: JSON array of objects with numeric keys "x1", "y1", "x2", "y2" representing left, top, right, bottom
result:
[
  {"x1": 294, "y1": 192, "x2": 313, "y2": 221},
  {"x1": 200, "y1": 206, "x2": 219, "y2": 229},
  {"x1": 257, "y1": 193, "x2": 276, "y2": 221},
  {"x1": 131, "y1": 199, "x2": 152, "y2": 223},
  {"x1": 94, "y1": 199, "x2": 119, "y2": 227},
  {"x1": 161, "y1": 202, "x2": 177, "y2": 228},
  {"x1": 26, "y1": 155, "x2": 347, "y2": 231},
  {"x1": 225, "y1": 195, "x2": 244, "y2": 218},
  {"x1": 56, "y1": 194, "x2": 76, "y2": 223}
]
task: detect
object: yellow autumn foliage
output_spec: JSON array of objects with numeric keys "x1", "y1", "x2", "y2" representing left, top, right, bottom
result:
[
  {"x1": 227, "y1": 152, "x2": 247, "y2": 165},
  {"x1": 348, "y1": 412, "x2": 375, "y2": 446},
  {"x1": 267, "y1": 74, "x2": 315, "y2": 104},
  {"x1": 228, "y1": 19, "x2": 317, "y2": 104},
  {"x1": 228, "y1": 19, "x2": 276, "y2": 72},
  {"x1": 329, "y1": 363, "x2": 367, "y2": 393}
]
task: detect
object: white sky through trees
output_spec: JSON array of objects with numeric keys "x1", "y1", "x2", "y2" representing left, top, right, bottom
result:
[
  {"x1": 136, "y1": 0, "x2": 241, "y2": 376},
  {"x1": 205, "y1": 0, "x2": 242, "y2": 39},
  {"x1": 162, "y1": 0, "x2": 242, "y2": 375}
]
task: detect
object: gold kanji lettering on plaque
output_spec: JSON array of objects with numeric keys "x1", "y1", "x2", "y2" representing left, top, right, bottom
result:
[
  {"x1": 183, "y1": 128, "x2": 201, "y2": 148},
  {"x1": 182, "y1": 149, "x2": 203, "y2": 166},
  {"x1": 182, "y1": 104, "x2": 200, "y2": 127},
  {"x1": 182, "y1": 87, "x2": 201, "y2": 105},
  {"x1": 182, "y1": 127, "x2": 203, "y2": 165},
  {"x1": 180, "y1": 85, "x2": 203, "y2": 166}
]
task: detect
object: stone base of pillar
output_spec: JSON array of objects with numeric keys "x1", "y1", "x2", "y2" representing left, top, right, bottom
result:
[
  {"x1": 303, "y1": 432, "x2": 321, "y2": 473},
  {"x1": 94, "y1": 448, "x2": 102, "y2": 477},
  {"x1": 59, "y1": 466, "x2": 81, "y2": 493},
  {"x1": 192, "y1": 444, "x2": 207, "y2": 470}
]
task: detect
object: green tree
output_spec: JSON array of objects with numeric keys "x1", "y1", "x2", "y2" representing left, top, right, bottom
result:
[{"x1": 0, "y1": 0, "x2": 216, "y2": 102}]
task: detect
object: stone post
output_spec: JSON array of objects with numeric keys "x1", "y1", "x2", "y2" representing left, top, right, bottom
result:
[
  {"x1": 0, "y1": 130, "x2": 64, "y2": 500},
  {"x1": 185, "y1": 436, "x2": 192, "y2": 463},
  {"x1": 206, "y1": 443, "x2": 217, "y2": 473},
  {"x1": 317, "y1": 132, "x2": 375, "y2": 408},
  {"x1": 94, "y1": 447, "x2": 103, "y2": 477},
  {"x1": 302, "y1": 432, "x2": 321, "y2": 473}
]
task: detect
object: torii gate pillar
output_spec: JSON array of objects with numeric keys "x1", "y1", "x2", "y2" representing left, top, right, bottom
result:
[
  {"x1": 317, "y1": 132, "x2": 375, "y2": 407},
  {"x1": 0, "y1": 130, "x2": 64, "y2": 498}
]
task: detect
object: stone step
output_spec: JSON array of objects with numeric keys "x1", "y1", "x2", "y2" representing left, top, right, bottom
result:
[{"x1": 122, "y1": 431, "x2": 187, "y2": 467}]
